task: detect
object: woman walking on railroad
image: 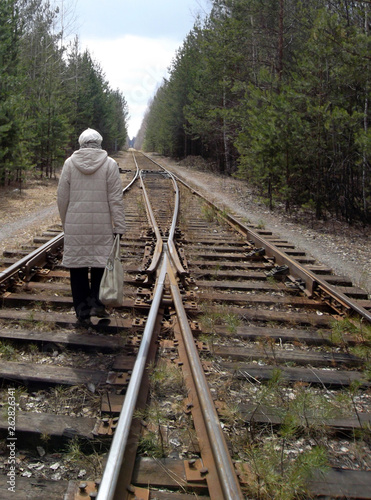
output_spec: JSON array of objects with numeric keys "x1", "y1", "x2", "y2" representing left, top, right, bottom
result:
[{"x1": 57, "y1": 128, "x2": 125, "y2": 326}]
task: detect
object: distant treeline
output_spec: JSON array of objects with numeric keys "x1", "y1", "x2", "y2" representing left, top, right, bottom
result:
[
  {"x1": 139, "y1": 0, "x2": 370, "y2": 223},
  {"x1": 0, "y1": 0, "x2": 128, "y2": 183}
]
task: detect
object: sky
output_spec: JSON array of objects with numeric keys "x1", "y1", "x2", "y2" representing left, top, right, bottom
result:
[{"x1": 65, "y1": 0, "x2": 212, "y2": 139}]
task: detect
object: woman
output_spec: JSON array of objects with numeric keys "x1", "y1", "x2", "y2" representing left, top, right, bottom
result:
[{"x1": 57, "y1": 128, "x2": 125, "y2": 326}]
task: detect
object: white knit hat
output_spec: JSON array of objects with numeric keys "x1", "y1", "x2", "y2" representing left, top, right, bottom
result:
[{"x1": 78, "y1": 128, "x2": 103, "y2": 147}]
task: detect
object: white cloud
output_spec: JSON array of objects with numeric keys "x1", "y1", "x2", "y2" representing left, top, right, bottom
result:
[{"x1": 80, "y1": 35, "x2": 181, "y2": 138}]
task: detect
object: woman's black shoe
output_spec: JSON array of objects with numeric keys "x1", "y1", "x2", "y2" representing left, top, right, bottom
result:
[{"x1": 90, "y1": 306, "x2": 109, "y2": 318}]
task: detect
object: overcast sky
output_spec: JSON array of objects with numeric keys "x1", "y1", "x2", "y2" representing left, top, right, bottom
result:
[{"x1": 67, "y1": 0, "x2": 212, "y2": 138}]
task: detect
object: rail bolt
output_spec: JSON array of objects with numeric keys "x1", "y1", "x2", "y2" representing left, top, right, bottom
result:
[{"x1": 79, "y1": 482, "x2": 87, "y2": 492}]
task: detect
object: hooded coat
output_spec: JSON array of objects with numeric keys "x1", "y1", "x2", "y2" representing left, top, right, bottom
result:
[{"x1": 57, "y1": 148, "x2": 125, "y2": 268}]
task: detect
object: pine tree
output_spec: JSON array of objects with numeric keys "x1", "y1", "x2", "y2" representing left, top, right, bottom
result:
[{"x1": 0, "y1": 0, "x2": 23, "y2": 184}]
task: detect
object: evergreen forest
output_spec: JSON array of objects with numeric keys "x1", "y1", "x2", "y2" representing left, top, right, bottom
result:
[
  {"x1": 0, "y1": 0, "x2": 129, "y2": 183},
  {"x1": 140, "y1": 0, "x2": 371, "y2": 224}
]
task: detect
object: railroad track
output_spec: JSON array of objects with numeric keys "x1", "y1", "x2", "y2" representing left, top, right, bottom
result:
[{"x1": 0, "y1": 150, "x2": 370, "y2": 499}]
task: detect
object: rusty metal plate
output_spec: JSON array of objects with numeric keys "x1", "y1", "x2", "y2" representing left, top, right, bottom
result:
[
  {"x1": 190, "y1": 321, "x2": 202, "y2": 333},
  {"x1": 183, "y1": 397, "x2": 194, "y2": 415},
  {"x1": 195, "y1": 341, "x2": 209, "y2": 353},
  {"x1": 161, "y1": 339, "x2": 176, "y2": 349},
  {"x1": 73, "y1": 480, "x2": 99, "y2": 499},
  {"x1": 106, "y1": 371, "x2": 130, "y2": 385},
  {"x1": 201, "y1": 361, "x2": 213, "y2": 373},
  {"x1": 36, "y1": 268, "x2": 51, "y2": 276},
  {"x1": 95, "y1": 417, "x2": 119, "y2": 436},
  {"x1": 126, "y1": 335, "x2": 142, "y2": 346},
  {"x1": 184, "y1": 459, "x2": 207, "y2": 483},
  {"x1": 132, "y1": 317, "x2": 146, "y2": 327},
  {"x1": 128, "y1": 486, "x2": 149, "y2": 500},
  {"x1": 184, "y1": 301, "x2": 198, "y2": 310},
  {"x1": 134, "y1": 298, "x2": 152, "y2": 307}
]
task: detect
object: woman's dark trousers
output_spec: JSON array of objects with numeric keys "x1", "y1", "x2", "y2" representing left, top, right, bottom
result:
[{"x1": 70, "y1": 267, "x2": 104, "y2": 319}]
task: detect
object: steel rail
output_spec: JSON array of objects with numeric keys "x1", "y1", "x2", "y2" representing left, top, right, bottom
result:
[
  {"x1": 158, "y1": 166, "x2": 371, "y2": 324},
  {"x1": 139, "y1": 153, "x2": 187, "y2": 276},
  {"x1": 138, "y1": 165, "x2": 186, "y2": 275},
  {"x1": 0, "y1": 233, "x2": 64, "y2": 286},
  {"x1": 166, "y1": 246, "x2": 245, "y2": 500},
  {"x1": 166, "y1": 170, "x2": 188, "y2": 276},
  {"x1": 96, "y1": 255, "x2": 168, "y2": 500},
  {"x1": 225, "y1": 210, "x2": 371, "y2": 323},
  {"x1": 139, "y1": 169, "x2": 163, "y2": 272},
  {"x1": 124, "y1": 151, "x2": 140, "y2": 193}
]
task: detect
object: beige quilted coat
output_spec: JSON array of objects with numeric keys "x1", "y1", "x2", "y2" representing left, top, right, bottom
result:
[{"x1": 57, "y1": 148, "x2": 125, "y2": 268}]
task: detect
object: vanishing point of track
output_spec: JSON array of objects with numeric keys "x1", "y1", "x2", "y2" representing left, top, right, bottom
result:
[{"x1": 0, "y1": 150, "x2": 370, "y2": 499}]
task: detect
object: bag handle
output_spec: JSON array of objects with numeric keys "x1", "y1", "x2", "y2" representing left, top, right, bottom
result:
[{"x1": 106, "y1": 235, "x2": 120, "y2": 270}]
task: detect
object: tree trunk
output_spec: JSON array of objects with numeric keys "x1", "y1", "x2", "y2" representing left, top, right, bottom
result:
[
  {"x1": 222, "y1": 80, "x2": 230, "y2": 174},
  {"x1": 362, "y1": 4, "x2": 369, "y2": 220},
  {"x1": 278, "y1": 0, "x2": 284, "y2": 80},
  {"x1": 268, "y1": 174, "x2": 273, "y2": 211}
]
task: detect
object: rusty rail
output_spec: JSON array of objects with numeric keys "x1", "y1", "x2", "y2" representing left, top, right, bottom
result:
[
  {"x1": 0, "y1": 233, "x2": 64, "y2": 289},
  {"x1": 139, "y1": 169, "x2": 163, "y2": 273},
  {"x1": 166, "y1": 245, "x2": 244, "y2": 500},
  {"x1": 97, "y1": 255, "x2": 168, "y2": 500},
  {"x1": 159, "y1": 165, "x2": 371, "y2": 324},
  {"x1": 125, "y1": 151, "x2": 139, "y2": 192}
]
